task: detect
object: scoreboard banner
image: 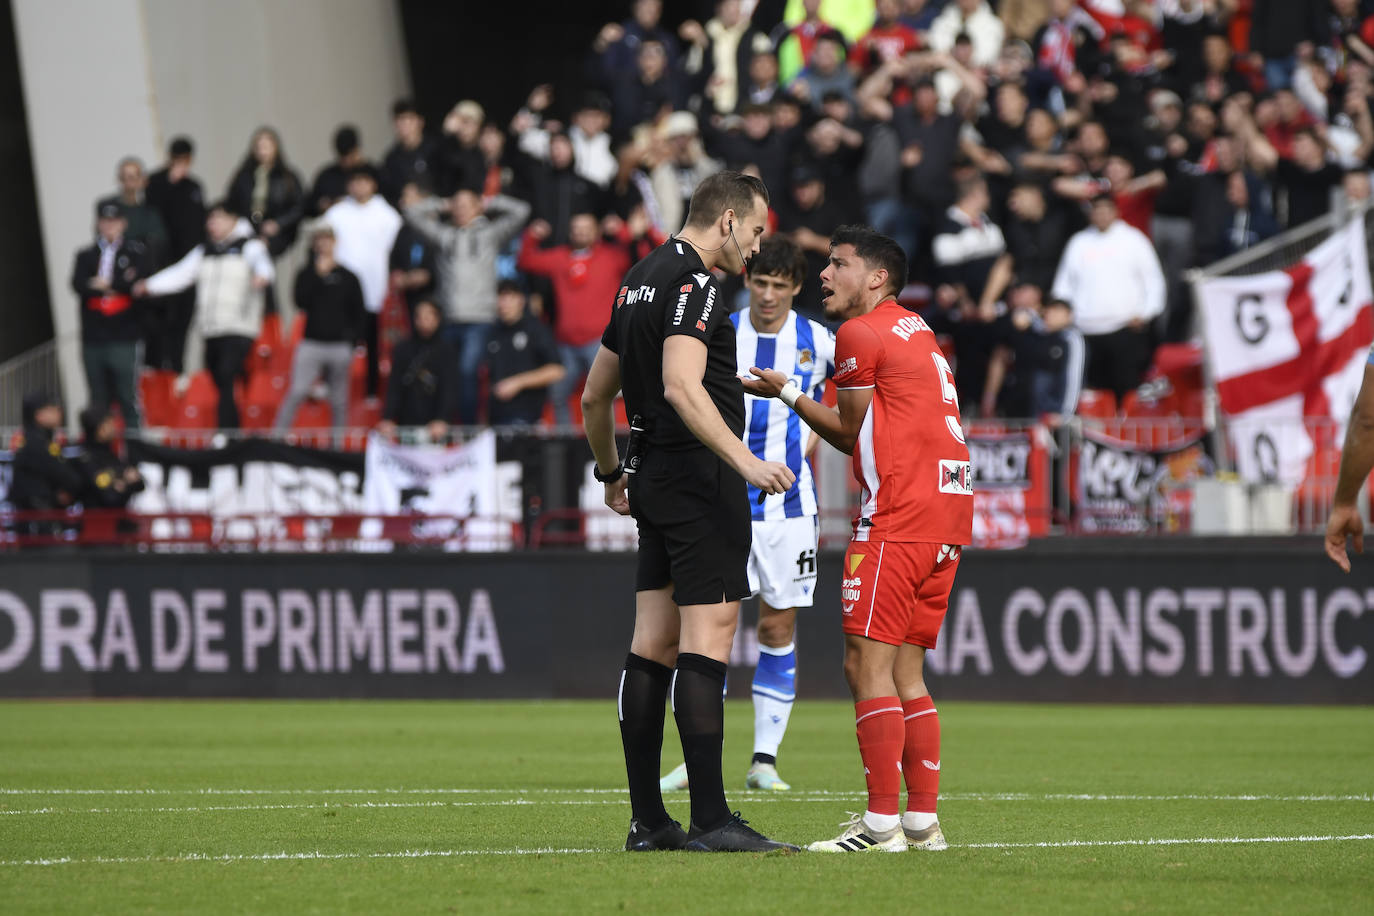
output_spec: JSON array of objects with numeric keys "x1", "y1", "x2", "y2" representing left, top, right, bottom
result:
[{"x1": 0, "y1": 541, "x2": 1367, "y2": 703}]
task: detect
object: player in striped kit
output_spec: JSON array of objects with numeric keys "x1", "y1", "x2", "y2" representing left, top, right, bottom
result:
[{"x1": 661, "y1": 237, "x2": 834, "y2": 793}]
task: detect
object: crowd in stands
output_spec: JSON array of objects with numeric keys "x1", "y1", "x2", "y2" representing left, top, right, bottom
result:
[{"x1": 59, "y1": 0, "x2": 1374, "y2": 452}]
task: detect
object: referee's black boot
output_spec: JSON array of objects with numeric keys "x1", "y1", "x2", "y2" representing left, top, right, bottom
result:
[
  {"x1": 625, "y1": 818, "x2": 688, "y2": 851},
  {"x1": 683, "y1": 812, "x2": 800, "y2": 852}
]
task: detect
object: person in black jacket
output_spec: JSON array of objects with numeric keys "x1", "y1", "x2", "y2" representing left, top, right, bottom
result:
[
  {"x1": 273, "y1": 225, "x2": 366, "y2": 432},
  {"x1": 71, "y1": 202, "x2": 151, "y2": 429},
  {"x1": 225, "y1": 127, "x2": 305, "y2": 258},
  {"x1": 382, "y1": 99, "x2": 441, "y2": 204},
  {"x1": 308, "y1": 125, "x2": 366, "y2": 217},
  {"x1": 73, "y1": 407, "x2": 144, "y2": 510},
  {"x1": 388, "y1": 182, "x2": 438, "y2": 322},
  {"x1": 482, "y1": 281, "x2": 565, "y2": 427},
  {"x1": 9, "y1": 393, "x2": 83, "y2": 534},
  {"x1": 144, "y1": 136, "x2": 206, "y2": 371},
  {"x1": 377, "y1": 300, "x2": 459, "y2": 442}
]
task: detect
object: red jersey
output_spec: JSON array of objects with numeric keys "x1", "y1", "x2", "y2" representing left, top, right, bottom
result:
[
  {"x1": 849, "y1": 23, "x2": 921, "y2": 73},
  {"x1": 517, "y1": 232, "x2": 631, "y2": 347},
  {"x1": 833, "y1": 299, "x2": 973, "y2": 546}
]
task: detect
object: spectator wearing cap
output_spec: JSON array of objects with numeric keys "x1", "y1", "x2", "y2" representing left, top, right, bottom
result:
[
  {"x1": 226, "y1": 127, "x2": 305, "y2": 259},
  {"x1": 135, "y1": 201, "x2": 273, "y2": 429},
  {"x1": 377, "y1": 299, "x2": 458, "y2": 442},
  {"x1": 481, "y1": 281, "x2": 565, "y2": 428},
  {"x1": 1050, "y1": 194, "x2": 1165, "y2": 403},
  {"x1": 789, "y1": 30, "x2": 855, "y2": 109},
  {"x1": 439, "y1": 99, "x2": 488, "y2": 195},
  {"x1": 309, "y1": 125, "x2": 366, "y2": 217},
  {"x1": 144, "y1": 137, "x2": 206, "y2": 372},
  {"x1": 273, "y1": 225, "x2": 366, "y2": 433},
  {"x1": 74, "y1": 407, "x2": 144, "y2": 511},
  {"x1": 383, "y1": 99, "x2": 440, "y2": 204},
  {"x1": 323, "y1": 165, "x2": 402, "y2": 399},
  {"x1": 9, "y1": 393, "x2": 82, "y2": 528},
  {"x1": 517, "y1": 209, "x2": 660, "y2": 425},
  {"x1": 650, "y1": 111, "x2": 722, "y2": 233},
  {"x1": 404, "y1": 186, "x2": 531, "y2": 425},
  {"x1": 99, "y1": 157, "x2": 168, "y2": 265},
  {"x1": 776, "y1": 164, "x2": 846, "y2": 323},
  {"x1": 927, "y1": 0, "x2": 1006, "y2": 69},
  {"x1": 71, "y1": 201, "x2": 151, "y2": 429}
]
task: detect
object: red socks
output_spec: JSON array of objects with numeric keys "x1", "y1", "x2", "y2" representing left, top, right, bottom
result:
[
  {"x1": 854, "y1": 697, "x2": 904, "y2": 816},
  {"x1": 902, "y1": 695, "x2": 940, "y2": 813}
]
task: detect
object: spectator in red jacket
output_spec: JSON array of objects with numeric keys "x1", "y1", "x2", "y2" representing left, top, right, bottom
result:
[{"x1": 517, "y1": 207, "x2": 661, "y2": 424}]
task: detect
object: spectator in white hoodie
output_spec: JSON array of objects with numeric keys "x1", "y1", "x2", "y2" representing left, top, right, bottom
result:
[
  {"x1": 1051, "y1": 194, "x2": 1165, "y2": 403},
  {"x1": 136, "y1": 201, "x2": 273, "y2": 428},
  {"x1": 926, "y1": 0, "x2": 1006, "y2": 69},
  {"x1": 324, "y1": 165, "x2": 402, "y2": 399}
]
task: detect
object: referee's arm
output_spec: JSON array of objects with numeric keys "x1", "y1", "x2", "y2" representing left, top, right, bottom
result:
[
  {"x1": 663, "y1": 337, "x2": 794, "y2": 495},
  {"x1": 582, "y1": 345, "x2": 629, "y2": 515}
]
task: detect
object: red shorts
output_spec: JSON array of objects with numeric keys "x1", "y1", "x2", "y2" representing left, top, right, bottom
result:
[{"x1": 840, "y1": 541, "x2": 960, "y2": 648}]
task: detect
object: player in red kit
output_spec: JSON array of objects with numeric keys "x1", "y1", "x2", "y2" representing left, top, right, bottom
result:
[{"x1": 743, "y1": 225, "x2": 973, "y2": 853}]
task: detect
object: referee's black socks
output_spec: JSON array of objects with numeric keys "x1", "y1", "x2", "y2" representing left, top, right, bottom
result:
[
  {"x1": 618, "y1": 653, "x2": 673, "y2": 829},
  {"x1": 672, "y1": 652, "x2": 731, "y2": 831}
]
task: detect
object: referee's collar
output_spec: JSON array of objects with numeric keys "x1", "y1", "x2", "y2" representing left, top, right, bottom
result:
[{"x1": 667, "y1": 236, "x2": 708, "y2": 271}]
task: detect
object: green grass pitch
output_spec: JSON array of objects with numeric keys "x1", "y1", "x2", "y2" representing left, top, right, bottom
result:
[{"x1": 1, "y1": 699, "x2": 1371, "y2": 914}]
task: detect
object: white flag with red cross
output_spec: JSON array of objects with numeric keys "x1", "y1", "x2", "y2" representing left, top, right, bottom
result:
[{"x1": 1196, "y1": 216, "x2": 1374, "y2": 485}]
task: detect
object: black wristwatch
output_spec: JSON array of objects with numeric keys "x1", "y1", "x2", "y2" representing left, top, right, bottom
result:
[{"x1": 593, "y1": 462, "x2": 624, "y2": 484}]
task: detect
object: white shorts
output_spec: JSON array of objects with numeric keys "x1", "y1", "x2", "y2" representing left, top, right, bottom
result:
[{"x1": 746, "y1": 516, "x2": 819, "y2": 609}]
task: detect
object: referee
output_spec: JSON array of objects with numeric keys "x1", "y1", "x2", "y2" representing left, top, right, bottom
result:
[{"x1": 582, "y1": 170, "x2": 798, "y2": 852}]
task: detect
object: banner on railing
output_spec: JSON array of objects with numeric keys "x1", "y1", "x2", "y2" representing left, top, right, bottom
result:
[
  {"x1": 967, "y1": 426, "x2": 1051, "y2": 549},
  {"x1": 1195, "y1": 215, "x2": 1374, "y2": 485},
  {"x1": 1075, "y1": 428, "x2": 1214, "y2": 533}
]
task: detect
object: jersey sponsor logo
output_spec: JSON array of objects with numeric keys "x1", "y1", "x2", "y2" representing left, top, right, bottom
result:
[
  {"x1": 698, "y1": 285, "x2": 717, "y2": 327},
  {"x1": 890, "y1": 313, "x2": 932, "y2": 342},
  {"x1": 922, "y1": 759, "x2": 941, "y2": 771},
  {"x1": 692, "y1": 272, "x2": 711, "y2": 288},
  {"x1": 679, "y1": 283, "x2": 693, "y2": 293},
  {"x1": 938, "y1": 459, "x2": 973, "y2": 495},
  {"x1": 848, "y1": 553, "x2": 864, "y2": 574},
  {"x1": 616, "y1": 286, "x2": 628, "y2": 308},
  {"x1": 835, "y1": 356, "x2": 858, "y2": 377},
  {"x1": 672, "y1": 290, "x2": 689, "y2": 325},
  {"x1": 624, "y1": 285, "x2": 656, "y2": 306}
]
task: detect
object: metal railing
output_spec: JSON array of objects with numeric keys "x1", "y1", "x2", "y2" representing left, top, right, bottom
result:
[{"x1": 0, "y1": 341, "x2": 59, "y2": 428}]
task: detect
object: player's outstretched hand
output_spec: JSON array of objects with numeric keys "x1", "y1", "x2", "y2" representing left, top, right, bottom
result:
[
  {"x1": 744, "y1": 457, "x2": 796, "y2": 496},
  {"x1": 604, "y1": 476, "x2": 630, "y2": 516},
  {"x1": 1324, "y1": 503, "x2": 1364, "y2": 573},
  {"x1": 742, "y1": 366, "x2": 788, "y2": 398}
]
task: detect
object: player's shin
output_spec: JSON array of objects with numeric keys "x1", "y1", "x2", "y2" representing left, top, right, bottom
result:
[
  {"x1": 751, "y1": 642, "x2": 796, "y2": 764},
  {"x1": 901, "y1": 695, "x2": 940, "y2": 830},
  {"x1": 672, "y1": 652, "x2": 732, "y2": 831},
  {"x1": 619, "y1": 653, "x2": 674, "y2": 828},
  {"x1": 854, "y1": 697, "x2": 904, "y2": 831}
]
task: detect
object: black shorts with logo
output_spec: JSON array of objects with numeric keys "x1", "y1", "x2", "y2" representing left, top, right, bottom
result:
[{"x1": 629, "y1": 446, "x2": 751, "y2": 606}]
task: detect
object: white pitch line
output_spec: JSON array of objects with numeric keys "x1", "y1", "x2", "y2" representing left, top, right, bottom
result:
[
  {"x1": 963, "y1": 834, "x2": 1374, "y2": 850},
  {"x1": 0, "y1": 788, "x2": 1370, "y2": 802},
  {"x1": 3, "y1": 793, "x2": 1373, "y2": 817},
  {"x1": 2, "y1": 834, "x2": 1372, "y2": 867}
]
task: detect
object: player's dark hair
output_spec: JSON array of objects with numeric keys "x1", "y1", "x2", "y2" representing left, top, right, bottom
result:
[
  {"x1": 748, "y1": 236, "x2": 806, "y2": 287},
  {"x1": 830, "y1": 225, "x2": 908, "y2": 297},
  {"x1": 683, "y1": 170, "x2": 769, "y2": 230}
]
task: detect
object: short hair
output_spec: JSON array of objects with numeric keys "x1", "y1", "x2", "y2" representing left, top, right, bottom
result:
[
  {"x1": 116, "y1": 156, "x2": 143, "y2": 175},
  {"x1": 748, "y1": 236, "x2": 807, "y2": 287},
  {"x1": 333, "y1": 125, "x2": 360, "y2": 157},
  {"x1": 683, "y1": 170, "x2": 769, "y2": 229},
  {"x1": 955, "y1": 174, "x2": 986, "y2": 202},
  {"x1": 829, "y1": 224, "x2": 908, "y2": 297},
  {"x1": 168, "y1": 136, "x2": 194, "y2": 158},
  {"x1": 208, "y1": 199, "x2": 237, "y2": 217},
  {"x1": 497, "y1": 278, "x2": 525, "y2": 296},
  {"x1": 392, "y1": 98, "x2": 420, "y2": 118},
  {"x1": 1045, "y1": 297, "x2": 1072, "y2": 311}
]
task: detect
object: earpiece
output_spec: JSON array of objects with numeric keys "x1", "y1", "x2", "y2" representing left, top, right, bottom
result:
[{"x1": 728, "y1": 218, "x2": 733, "y2": 234}]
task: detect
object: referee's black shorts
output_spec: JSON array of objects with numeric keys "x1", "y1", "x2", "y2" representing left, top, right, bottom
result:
[{"x1": 629, "y1": 446, "x2": 751, "y2": 606}]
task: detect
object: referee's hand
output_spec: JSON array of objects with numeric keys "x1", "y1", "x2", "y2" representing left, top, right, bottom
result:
[
  {"x1": 603, "y1": 476, "x2": 630, "y2": 516},
  {"x1": 743, "y1": 457, "x2": 796, "y2": 497}
]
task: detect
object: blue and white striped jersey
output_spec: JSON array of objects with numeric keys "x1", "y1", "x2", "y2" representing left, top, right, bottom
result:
[{"x1": 732, "y1": 309, "x2": 836, "y2": 520}]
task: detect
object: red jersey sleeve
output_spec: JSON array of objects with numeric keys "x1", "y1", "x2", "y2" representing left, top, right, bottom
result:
[{"x1": 833, "y1": 319, "x2": 884, "y2": 389}]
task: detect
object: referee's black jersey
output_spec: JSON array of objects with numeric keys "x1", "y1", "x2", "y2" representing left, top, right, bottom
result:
[{"x1": 601, "y1": 237, "x2": 745, "y2": 451}]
